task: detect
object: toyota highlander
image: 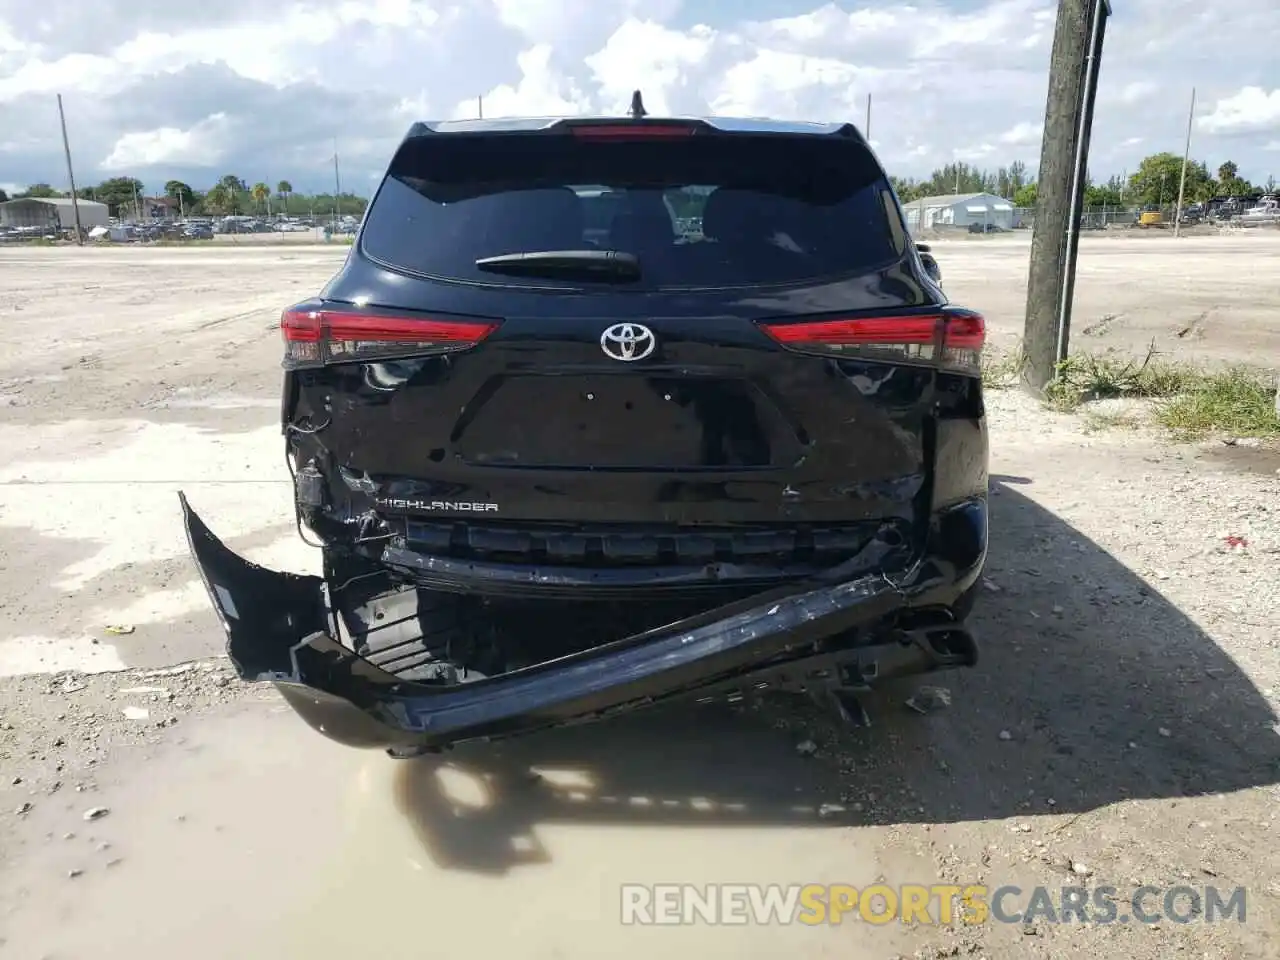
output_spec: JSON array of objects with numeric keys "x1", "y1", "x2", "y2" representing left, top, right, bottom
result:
[{"x1": 180, "y1": 94, "x2": 989, "y2": 755}]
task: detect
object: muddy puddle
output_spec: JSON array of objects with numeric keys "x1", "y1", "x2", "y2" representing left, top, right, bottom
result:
[{"x1": 0, "y1": 701, "x2": 911, "y2": 959}]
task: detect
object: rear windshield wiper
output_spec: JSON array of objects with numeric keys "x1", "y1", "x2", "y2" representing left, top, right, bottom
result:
[{"x1": 474, "y1": 249, "x2": 641, "y2": 283}]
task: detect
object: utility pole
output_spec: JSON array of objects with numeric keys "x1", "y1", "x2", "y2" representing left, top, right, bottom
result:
[
  {"x1": 1054, "y1": 0, "x2": 1108, "y2": 367},
  {"x1": 478, "y1": 96, "x2": 484, "y2": 119},
  {"x1": 56, "y1": 94, "x2": 84, "y2": 244},
  {"x1": 865, "y1": 93, "x2": 872, "y2": 140},
  {"x1": 1021, "y1": 0, "x2": 1109, "y2": 391},
  {"x1": 132, "y1": 179, "x2": 141, "y2": 222},
  {"x1": 332, "y1": 139, "x2": 341, "y2": 228},
  {"x1": 1173, "y1": 87, "x2": 1196, "y2": 239}
]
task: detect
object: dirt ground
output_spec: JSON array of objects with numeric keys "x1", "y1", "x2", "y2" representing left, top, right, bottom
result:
[
  {"x1": 928, "y1": 230, "x2": 1280, "y2": 368},
  {"x1": 1, "y1": 236, "x2": 1278, "y2": 959}
]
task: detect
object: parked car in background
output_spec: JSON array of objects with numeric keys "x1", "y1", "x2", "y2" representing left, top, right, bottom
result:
[{"x1": 1177, "y1": 203, "x2": 1204, "y2": 225}]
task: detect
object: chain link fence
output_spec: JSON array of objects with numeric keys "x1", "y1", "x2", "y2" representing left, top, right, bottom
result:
[{"x1": 910, "y1": 202, "x2": 1280, "y2": 238}]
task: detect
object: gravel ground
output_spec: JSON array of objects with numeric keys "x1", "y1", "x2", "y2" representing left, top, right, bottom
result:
[{"x1": 0, "y1": 239, "x2": 1278, "y2": 959}]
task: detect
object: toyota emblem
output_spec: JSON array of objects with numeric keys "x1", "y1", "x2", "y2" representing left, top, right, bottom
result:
[{"x1": 600, "y1": 322, "x2": 656, "y2": 362}]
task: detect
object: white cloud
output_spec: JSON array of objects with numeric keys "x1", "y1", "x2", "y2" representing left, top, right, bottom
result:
[
  {"x1": 491, "y1": 0, "x2": 679, "y2": 58},
  {"x1": 453, "y1": 45, "x2": 588, "y2": 120},
  {"x1": 955, "y1": 143, "x2": 997, "y2": 162},
  {"x1": 1198, "y1": 87, "x2": 1280, "y2": 136},
  {"x1": 101, "y1": 113, "x2": 232, "y2": 169},
  {"x1": 0, "y1": 0, "x2": 1277, "y2": 194},
  {"x1": 0, "y1": 52, "x2": 128, "y2": 101},
  {"x1": 998, "y1": 121, "x2": 1043, "y2": 146},
  {"x1": 1118, "y1": 81, "x2": 1158, "y2": 105},
  {"x1": 711, "y1": 49, "x2": 872, "y2": 120},
  {"x1": 585, "y1": 20, "x2": 717, "y2": 116}
]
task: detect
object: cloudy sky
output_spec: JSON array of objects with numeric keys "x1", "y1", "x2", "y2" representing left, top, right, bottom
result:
[{"x1": 1, "y1": 0, "x2": 1278, "y2": 197}]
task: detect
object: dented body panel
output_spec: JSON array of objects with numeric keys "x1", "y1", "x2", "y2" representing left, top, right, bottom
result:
[
  {"x1": 285, "y1": 305, "x2": 940, "y2": 532},
  {"x1": 180, "y1": 493, "x2": 986, "y2": 751}
]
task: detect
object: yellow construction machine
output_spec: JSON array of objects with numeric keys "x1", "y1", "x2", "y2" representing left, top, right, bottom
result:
[{"x1": 1136, "y1": 205, "x2": 1165, "y2": 228}]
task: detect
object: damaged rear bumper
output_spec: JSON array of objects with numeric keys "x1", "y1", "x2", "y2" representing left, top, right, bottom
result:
[{"x1": 179, "y1": 493, "x2": 986, "y2": 751}]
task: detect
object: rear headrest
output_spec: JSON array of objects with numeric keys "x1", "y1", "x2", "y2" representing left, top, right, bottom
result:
[
  {"x1": 609, "y1": 207, "x2": 676, "y2": 242},
  {"x1": 700, "y1": 188, "x2": 766, "y2": 242},
  {"x1": 484, "y1": 186, "x2": 585, "y2": 250}
]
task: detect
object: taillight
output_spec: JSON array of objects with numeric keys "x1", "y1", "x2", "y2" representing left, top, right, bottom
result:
[
  {"x1": 569, "y1": 125, "x2": 696, "y2": 139},
  {"x1": 758, "y1": 309, "x2": 985, "y2": 374},
  {"x1": 280, "y1": 305, "x2": 499, "y2": 368}
]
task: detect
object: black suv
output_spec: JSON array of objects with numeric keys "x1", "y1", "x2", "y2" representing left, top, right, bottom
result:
[{"x1": 182, "y1": 98, "x2": 989, "y2": 754}]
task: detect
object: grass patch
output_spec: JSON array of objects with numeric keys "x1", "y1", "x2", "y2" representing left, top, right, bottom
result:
[
  {"x1": 1044, "y1": 343, "x2": 1193, "y2": 411},
  {"x1": 976, "y1": 338, "x2": 1277, "y2": 439},
  {"x1": 1039, "y1": 343, "x2": 1277, "y2": 439},
  {"x1": 1155, "y1": 368, "x2": 1280, "y2": 439},
  {"x1": 980, "y1": 345, "x2": 1024, "y2": 389}
]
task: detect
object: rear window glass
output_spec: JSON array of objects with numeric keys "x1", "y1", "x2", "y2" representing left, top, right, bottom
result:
[{"x1": 360, "y1": 130, "x2": 904, "y2": 289}]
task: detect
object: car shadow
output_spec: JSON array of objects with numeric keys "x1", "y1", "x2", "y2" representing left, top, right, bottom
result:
[{"x1": 391, "y1": 477, "x2": 1280, "y2": 874}]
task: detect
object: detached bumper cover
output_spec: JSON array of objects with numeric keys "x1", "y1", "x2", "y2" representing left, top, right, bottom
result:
[{"x1": 179, "y1": 493, "x2": 985, "y2": 750}]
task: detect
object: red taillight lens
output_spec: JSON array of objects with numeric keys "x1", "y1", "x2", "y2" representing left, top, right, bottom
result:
[
  {"x1": 569, "y1": 125, "x2": 696, "y2": 139},
  {"x1": 280, "y1": 306, "x2": 499, "y2": 368},
  {"x1": 758, "y1": 310, "x2": 985, "y2": 373}
]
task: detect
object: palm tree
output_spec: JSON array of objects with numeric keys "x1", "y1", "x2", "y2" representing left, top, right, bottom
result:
[
  {"x1": 217, "y1": 175, "x2": 246, "y2": 214},
  {"x1": 276, "y1": 180, "x2": 293, "y2": 216},
  {"x1": 204, "y1": 184, "x2": 230, "y2": 215},
  {"x1": 251, "y1": 182, "x2": 271, "y2": 215}
]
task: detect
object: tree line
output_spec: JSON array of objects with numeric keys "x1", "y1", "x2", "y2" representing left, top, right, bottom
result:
[
  {"x1": 0, "y1": 175, "x2": 368, "y2": 218},
  {"x1": 2, "y1": 153, "x2": 1272, "y2": 215},
  {"x1": 892, "y1": 154, "x2": 1275, "y2": 209}
]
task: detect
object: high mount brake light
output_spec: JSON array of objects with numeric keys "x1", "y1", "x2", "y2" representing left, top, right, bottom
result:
[
  {"x1": 569, "y1": 125, "x2": 697, "y2": 139},
  {"x1": 280, "y1": 307, "x2": 499, "y2": 368},
  {"x1": 758, "y1": 310, "x2": 985, "y2": 374}
]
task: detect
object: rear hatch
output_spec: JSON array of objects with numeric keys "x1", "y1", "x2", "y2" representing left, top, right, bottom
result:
[{"x1": 284, "y1": 120, "x2": 978, "y2": 563}]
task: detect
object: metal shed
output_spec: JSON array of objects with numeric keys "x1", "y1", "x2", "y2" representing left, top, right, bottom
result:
[
  {"x1": 0, "y1": 197, "x2": 110, "y2": 231},
  {"x1": 903, "y1": 192, "x2": 1015, "y2": 232}
]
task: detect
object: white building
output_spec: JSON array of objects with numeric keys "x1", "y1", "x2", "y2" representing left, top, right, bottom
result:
[
  {"x1": 903, "y1": 192, "x2": 1015, "y2": 232},
  {"x1": 0, "y1": 197, "x2": 110, "y2": 231}
]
